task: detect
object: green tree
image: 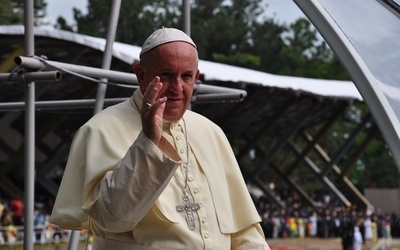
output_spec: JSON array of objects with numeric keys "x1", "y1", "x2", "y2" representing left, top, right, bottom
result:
[
  {"x1": 54, "y1": 16, "x2": 73, "y2": 32},
  {"x1": 278, "y1": 18, "x2": 349, "y2": 79},
  {"x1": 348, "y1": 122, "x2": 400, "y2": 189},
  {"x1": 70, "y1": 0, "x2": 181, "y2": 46},
  {"x1": 212, "y1": 52, "x2": 260, "y2": 68},
  {"x1": 191, "y1": 0, "x2": 267, "y2": 63},
  {"x1": 0, "y1": 0, "x2": 47, "y2": 25},
  {"x1": 248, "y1": 18, "x2": 287, "y2": 73},
  {"x1": 65, "y1": 0, "x2": 284, "y2": 71},
  {"x1": 361, "y1": 135, "x2": 399, "y2": 188}
]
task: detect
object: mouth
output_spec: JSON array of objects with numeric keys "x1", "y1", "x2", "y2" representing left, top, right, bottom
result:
[{"x1": 166, "y1": 97, "x2": 184, "y2": 103}]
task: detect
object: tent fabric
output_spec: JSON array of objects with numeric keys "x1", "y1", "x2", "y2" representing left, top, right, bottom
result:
[{"x1": 0, "y1": 25, "x2": 362, "y2": 101}]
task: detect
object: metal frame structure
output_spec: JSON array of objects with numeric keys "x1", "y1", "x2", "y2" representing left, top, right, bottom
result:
[
  {"x1": 211, "y1": 87, "x2": 375, "y2": 210},
  {"x1": 293, "y1": 0, "x2": 400, "y2": 172},
  {"x1": 23, "y1": 0, "x2": 35, "y2": 248},
  {"x1": 3, "y1": 0, "x2": 397, "y2": 249}
]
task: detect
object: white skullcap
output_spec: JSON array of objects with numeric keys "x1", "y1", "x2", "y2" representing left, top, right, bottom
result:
[{"x1": 140, "y1": 27, "x2": 197, "y2": 58}]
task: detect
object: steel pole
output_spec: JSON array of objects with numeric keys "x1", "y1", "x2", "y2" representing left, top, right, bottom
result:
[
  {"x1": 0, "y1": 91, "x2": 246, "y2": 111},
  {"x1": 14, "y1": 56, "x2": 137, "y2": 85},
  {"x1": 23, "y1": 0, "x2": 35, "y2": 248},
  {"x1": 69, "y1": 0, "x2": 122, "y2": 249},
  {"x1": 0, "y1": 71, "x2": 61, "y2": 83},
  {"x1": 93, "y1": 0, "x2": 122, "y2": 114},
  {"x1": 182, "y1": 0, "x2": 191, "y2": 35}
]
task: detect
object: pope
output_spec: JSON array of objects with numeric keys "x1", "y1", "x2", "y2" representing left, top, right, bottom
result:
[{"x1": 50, "y1": 27, "x2": 270, "y2": 250}]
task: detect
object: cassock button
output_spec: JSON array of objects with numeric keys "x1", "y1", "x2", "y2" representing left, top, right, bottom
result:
[
  {"x1": 188, "y1": 177, "x2": 194, "y2": 182},
  {"x1": 175, "y1": 135, "x2": 180, "y2": 141},
  {"x1": 179, "y1": 149, "x2": 185, "y2": 154},
  {"x1": 204, "y1": 233, "x2": 209, "y2": 239},
  {"x1": 202, "y1": 218, "x2": 207, "y2": 224},
  {"x1": 194, "y1": 188, "x2": 199, "y2": 194}
]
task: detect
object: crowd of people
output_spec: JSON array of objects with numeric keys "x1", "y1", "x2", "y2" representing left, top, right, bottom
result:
[
  {"x1": 1, "y1": 190, "x2": 399, "y2": 248},
  {"x1": 0, "y1": 196, "x2": 67, "y2": 244},
  {"x1": 254, "y1": 191, "x2": 400, "y2": 249}
]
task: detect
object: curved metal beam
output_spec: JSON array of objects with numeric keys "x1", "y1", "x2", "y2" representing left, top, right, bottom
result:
[{"x1": 294, "y1": 0, "x2": 400, "y2": 172}]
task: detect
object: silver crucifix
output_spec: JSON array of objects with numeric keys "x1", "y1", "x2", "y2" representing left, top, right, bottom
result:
[{"x1": 176, "y1": 194, "x2": 201, "y2": 230}]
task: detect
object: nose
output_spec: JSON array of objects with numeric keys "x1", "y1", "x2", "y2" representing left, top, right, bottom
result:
[{"x1": 169, "y1": 77, "x2": 184, "y2": 94}]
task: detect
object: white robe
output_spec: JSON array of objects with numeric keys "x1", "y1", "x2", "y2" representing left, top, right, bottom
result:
[
  {"x1": 50, "y1": 90, "x2": 269, "y2": 249},
  {"x1": 364, "y1": 217, "x2": 373, "y2": 240},
  {"x1": 353, "y1": 227, "x2": 363, "y2": 250}
]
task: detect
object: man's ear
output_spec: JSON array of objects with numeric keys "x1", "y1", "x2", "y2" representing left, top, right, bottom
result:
[
  {"x1": 133, "y1": 63, "x2": 146, "y2": 92},
  {"x1": 195, "y1": 69, "x2": 200, "y2": 80},
  {"x1": 133, "y1": 63, "x2": 144, "y2": 82}
]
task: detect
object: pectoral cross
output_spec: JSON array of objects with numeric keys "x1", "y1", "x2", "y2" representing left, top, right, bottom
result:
[{"x1": 176, "y1": 194, "x2": 201, "y2": 230}]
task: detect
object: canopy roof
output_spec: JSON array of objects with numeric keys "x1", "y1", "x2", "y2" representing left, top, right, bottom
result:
[{"x1": 1, "y1": 25, "x2": 362, "y2": 100}]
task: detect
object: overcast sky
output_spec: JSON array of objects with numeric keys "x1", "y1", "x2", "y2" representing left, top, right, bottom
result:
[{"x1": 45, "y1": 0, "x2": 305, "y2": 26}]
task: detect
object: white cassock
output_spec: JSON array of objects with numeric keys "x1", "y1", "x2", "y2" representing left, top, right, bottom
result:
[
  {"x1": 353, "y1": 227, "x2": 363, "y2": 250},
  {"x1": 50, "y1": 89, "x2": 270, "y2": 250}
]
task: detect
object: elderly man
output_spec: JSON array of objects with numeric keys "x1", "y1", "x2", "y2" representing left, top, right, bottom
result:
[{"x1": 50, "y1": 27, "x2": 270, "y2": 250}]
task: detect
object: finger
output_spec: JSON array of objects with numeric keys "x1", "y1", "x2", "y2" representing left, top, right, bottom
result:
[
  {"x1": 141, "y1": 97, "x2": 166, "y2": 145},
  {"x1": 152, "y1": 96, "x2": 167, "y2": 110},
  {"x1": 143, "y1": 86, "x2": 163, "y2": 113},
  {"x1": 144, "y1": 77, "x2": 161, "y2": 104}
]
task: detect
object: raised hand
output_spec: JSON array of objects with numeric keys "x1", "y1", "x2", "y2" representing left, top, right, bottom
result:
[{"x1": 141, "y1": 76, "x2": 167, "y2": 146}]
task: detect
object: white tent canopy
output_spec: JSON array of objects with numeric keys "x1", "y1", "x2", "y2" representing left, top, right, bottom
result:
[{"x1": 0, "y1": 25, "x2": 362, "y2": 101}]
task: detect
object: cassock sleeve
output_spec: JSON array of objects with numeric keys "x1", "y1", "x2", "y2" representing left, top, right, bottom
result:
[
  {"x1": 85, "y1": 132, "x2": 181, "y2": 233},
  {"x1": 231, "y1": 223, "x2": 271, "y2": 250}
]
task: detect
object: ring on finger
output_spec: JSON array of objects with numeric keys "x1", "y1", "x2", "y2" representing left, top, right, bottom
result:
[{"x1": 145, "y1": 102, "x2": 152, "y2": 109}]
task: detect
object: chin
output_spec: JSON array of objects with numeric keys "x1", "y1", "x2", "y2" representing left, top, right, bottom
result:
[
  {"x1": 164, "y1": 108, "x2": 184, "y2": 120},
  {"x1": 163, "y1": 113, "x2": 183, "y2": 122}
]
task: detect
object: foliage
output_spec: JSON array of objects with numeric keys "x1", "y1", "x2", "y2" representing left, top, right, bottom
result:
[
  {"x1": 191, "y1": 0, "x2": 264, "y2": 60},
  {"x1": 278, "y1": 18, "x2": 349, "y2": 79},
  {"x1": 364, "y1": 141, "x2": 399, "y2": 188},
  {"x1": 351, "y1": 130, "x2": 399, "y2": 189},
  {"x1": 248, "y1": 18, "x2": 287, "y2": 73},
  {"x1": 54, "y1": 17, "x2": 73, "y2": 32},
  {"x1": 212, "y1": 52, "x2": 260, "y2": 68},
  {"x1": 0, "y1": 0, "x2": 47, "y2": 25},
  {"x1": 71, "y1": 0, "x2": 181, "y2": 46}
]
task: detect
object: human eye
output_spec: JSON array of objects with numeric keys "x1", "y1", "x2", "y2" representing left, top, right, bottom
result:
[
  {"x1": 159, "y1": 72, "x2": 173, "y2": 82},
  {"x1": 182, "y1": 73, "x2": 193, "y2": 83}
]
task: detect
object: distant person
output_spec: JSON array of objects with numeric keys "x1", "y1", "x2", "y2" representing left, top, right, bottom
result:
[
  {"x1": 353, "y1": 226, "x2": 362, "y2": 250},
  {"x1": 339, "y1": 214, "x2": 355, "y2": 250},
  {"x1": 309, "y1": 212, "x2": 318, "y2": 237},
  {"x1": 10, "y1": 197, "x2": 23, "y2": 226},
  {"x1": 0, "y1": 198, "x2": 4, "y2": 220},
  {"x1": 364, "y1": 216, "x2": 373, "y2": 240},
  {"x1": 272, "y1": 212, "x2": 281, "y2": 239}
]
